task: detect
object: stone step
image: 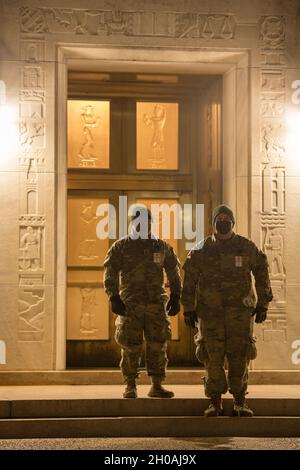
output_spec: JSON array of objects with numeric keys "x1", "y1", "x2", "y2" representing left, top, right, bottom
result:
[
  {"x1": 1, "y1": 416, "x2": 300, "y2": 439},
  {"x1": 1, "y1": 369, "x2": 300, "y2": 385},
  {"x1": 1, "y1": 397, "x2": 300, "y2": 419}
]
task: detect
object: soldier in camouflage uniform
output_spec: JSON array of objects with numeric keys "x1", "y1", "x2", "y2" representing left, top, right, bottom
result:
[
  {"x1": 182, "y1": 205, "x2": 273, "y2": 417},
  {"x1": 103, "y1": 205, "x2": 182, "y2": 399}
]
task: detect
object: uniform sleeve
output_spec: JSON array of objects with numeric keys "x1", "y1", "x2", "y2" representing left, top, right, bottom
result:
[
  {"x1": 250, "y1": 243, "x2": 273, "y2": 307},
  {"x1": 103, "y1": 241, "x2": 122, "y2": 298},
  {"x1": 163, "y1": 243, "x2": 182, "y2": 297},
  {"x1": 181, "y1": 249, "x2": 201, "y2": 311}
]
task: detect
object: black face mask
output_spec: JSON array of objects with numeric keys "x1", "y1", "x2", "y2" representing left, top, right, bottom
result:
[{"x1": 216, "y1": 220, "x2": 232, "y2": 235}]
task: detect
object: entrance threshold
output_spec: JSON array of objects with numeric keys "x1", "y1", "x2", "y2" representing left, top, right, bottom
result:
[{"x1": 1, "y1": 370, "x2": 300, "y2": 386}]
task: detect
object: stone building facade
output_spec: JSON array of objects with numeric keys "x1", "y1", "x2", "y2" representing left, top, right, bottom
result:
[{"x1": 0, "y1": 0, "x2": 300, "y2": 372}]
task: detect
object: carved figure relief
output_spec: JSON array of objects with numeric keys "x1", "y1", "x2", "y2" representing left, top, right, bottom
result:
[
  {"x1": 143, "y1": 104, "x2": 167, "y2": 168},
  {"x1": 19, "y1": 226, "x2": 42, "y2": 270},
  {"x1": 79, "y1": 287, "x2": 98, "y2": 334},
  {"x1": 18, "y1": 289, "x2": 44, "y2": 341}
]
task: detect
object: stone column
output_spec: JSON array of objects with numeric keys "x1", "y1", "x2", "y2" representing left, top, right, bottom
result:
[{"x1": 0, "y1": 1, "x2": 56, "y2": 369}]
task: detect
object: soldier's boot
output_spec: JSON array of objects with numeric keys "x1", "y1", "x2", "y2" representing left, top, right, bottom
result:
[
  {"x1": 232, "y1": 393, "x2": 254, "y2": 417},
  {"x1": 204, "y1": 395, "x2": 223, "y2": 417},
  {"x1": 148, "y1": 377, "x2": 174, "y2": 398},
  {"x1": 123, "y1": 378, "x2": 137, "y2": 399}
]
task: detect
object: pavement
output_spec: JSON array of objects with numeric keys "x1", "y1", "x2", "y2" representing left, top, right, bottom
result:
[{"x1": 0, "y1": 436, "x2": 300, "y2": 450}]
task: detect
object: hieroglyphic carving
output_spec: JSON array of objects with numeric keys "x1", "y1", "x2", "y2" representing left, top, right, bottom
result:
[
  {"x1": 260, "y1": 93, "x2": 285, "y2": 117},
  {"x1": 259, "y1": 16, "x2": 287, "y2": 341},
  {"x1": 19, "y1": 226, "x2": 42, "y2": 270},
  {"x1": 79, "y1": 201, "x2": 99, "y2": 261},
  {"x1": 18, "y1": 35, "x2": 47, "y2": 342},
  {"x1": 78, "y1": 104, "x2": 100, "y2": 167},
  {"x1": 263, "y1": 227, "x2": 285, "y2": 279},
  {"x1": 99, "y1": 10, "x2": 134, "y2": 36},
  {"x1": 261, "y1": 51, "x2": 285, "y2": 66},
  {"x1": 18, "y1": 218, "x2": 45, "y2": 285},
  {"x1": 19, "y1": 149, "x2": 46, "y2": 168},
  {"x1": 18, "y1": 289, "x2": 44, "y2": 341},
  {"x1": 19, "y1": 120, "x2": 45, "y2": 148},
  {"x1": 20, "y1": 37, "x2": 45, "y2": 62},
  {"x1": 175, "y1": 13, "x2": 235, "y2": 39},
  {"x1": 20, "y1": 100, "x2": 44, "y2": 120},
  {"x1": 20, "y1": 90, "x2": 45, "y2": 102},
  {"x1": 143, "y1": 104, "x2": 166, "y2": 168},
  {"x1": 261, "y1": 70, "x2": 285, "y2": 91},
  {"x1": 261, "y1": 123, "x2": 285, "y2": 164},
  {"x1": 20, "y1": 7, "x2": 236, "y2": 39},
  {"x1": 259, "y1": 16, "x2": 286, "y2": 49},
  {"x1": 22, "y1": 66, "x2": 45, "y2": 89},
  {"x1": 19, "y1": 214, "x2": 45, "y2": 226},
  {"x1": 79, "y1": 287, "x2": 98, "y2": 335},
  {"x1": 261, "y1": 214, "x2": 286, "y2": 314},
  {"x1": 20, "y1": 7, "x2": 48, "y2": 33},
  {"x1": 261, "y1": 165, "x2": 285, "y2": 213},
  {"x1": 262, "y1": 316, "x2": 287, "y2": 342}
]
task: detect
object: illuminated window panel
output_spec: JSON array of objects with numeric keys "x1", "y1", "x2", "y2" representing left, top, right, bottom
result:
[
  {"x1": 68, "y1": 100, "x2": 110, "y2": 169},
  {"x1": 68, "y1": 198, "x2": 110, "y2": 267},
  {"x1": 136, "y1": 102, "x2": 179, "y2": 170},
  {"x1": 138, "y1": 198, "x2": 180, "y2": 340},
  {"x1": 67, "y1": 285, "x2": 109, "y2": 340}
]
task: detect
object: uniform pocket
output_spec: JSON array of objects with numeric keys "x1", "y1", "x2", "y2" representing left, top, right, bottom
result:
[
  {"x1": 248, "y1": 336, "x2": 257, "y2": 360},
  {"x1": 195, "y1": 337, "x2": 209, "y2": 363}
]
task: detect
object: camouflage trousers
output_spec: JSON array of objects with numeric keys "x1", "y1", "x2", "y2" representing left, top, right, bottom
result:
[
  {"x1": 114, "y1": 302, "x2": 172, "y2": 381},
  {"x1": 195, "y1": 307, "x2": 255, "y2": 397}
]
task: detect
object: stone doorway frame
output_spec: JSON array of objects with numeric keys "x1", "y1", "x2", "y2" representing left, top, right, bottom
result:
[{"x1": 55, "y1": 45, "x2": 251, "y2": 369}]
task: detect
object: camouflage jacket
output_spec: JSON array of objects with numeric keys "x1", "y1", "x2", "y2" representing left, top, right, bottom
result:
[
  {"x1": 182, "y1": 233, "x2": 273, "y2": 311},
  {"x1": 103, "y1": 235, "x2": 182, "y2": 304}
]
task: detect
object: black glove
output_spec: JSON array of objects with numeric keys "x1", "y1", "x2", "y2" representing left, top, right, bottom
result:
[
  {"x1": 184, "y1": 311, "x2": 198, "y2": 328},
  {"x1": 166, "y1": 293, "x2": 181, "y2": 316},
  {"x1": 252, "y1": 305, "x2": 268, "y2": 324},
  {"x1": 110, "y1": 295, "x2": 126, "y2": 316}
]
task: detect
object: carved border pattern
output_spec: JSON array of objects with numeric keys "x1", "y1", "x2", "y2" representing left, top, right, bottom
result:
[
  {"x1": 259, "y1": 16, "x2": 287, "y2": 342},
  {"x1": 18, "y1": 36, "x2": 46, "y2": 342},
  {"x1": 19, "y1": 6, "x2": 236, "y2": 39}
]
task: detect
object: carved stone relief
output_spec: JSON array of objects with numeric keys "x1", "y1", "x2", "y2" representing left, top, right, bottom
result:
[
  {"x1": 19, "y1": 7, "x2": 236, "y2": 39},
  {"x1": 20, "y1": 37, "x2": 45, "y2": 62},
  {"x1": 17, "y1": 35, "x2": 47, "y2": 344},
  {"x1": 18, "y1": 289, "x2": 45, "y2": 341},
  {"x1": 260, "y1": 93, "x2": 285, "y2": 118},
  {"x1": 259, "y1": 16, "x2": 286, "y2": 49},
  {"x1": 79, "y1": 287, "x2": 98, "y2": 335},
  {"x1": 261, "y1": 123, "x2": 286, "y2": 164},
  {"x1": 259, "y1": 16, "x2": 287, "y2": 342},
  {"x1": 261, "y1": 165, "x2": 286, "y2": 213},
  {"x1": 22, "y1": 66, "x2": 45, "y2": 89}
]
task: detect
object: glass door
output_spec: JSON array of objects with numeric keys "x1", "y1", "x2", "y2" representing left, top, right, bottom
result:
[{"x1": 66, "y1": 73, "x2": 202, "y2": 367}]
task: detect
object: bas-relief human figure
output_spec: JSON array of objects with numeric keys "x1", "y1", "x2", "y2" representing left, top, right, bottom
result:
[
  {"x1": 20, "y1": 226, "x2": 40, "y2": 270},
  {"x1": 143, "y1": 104, "x2": 167, "y2": 168},
  {"x1": 78, "y1": 104, "x2": 100, "y2": 167}
]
